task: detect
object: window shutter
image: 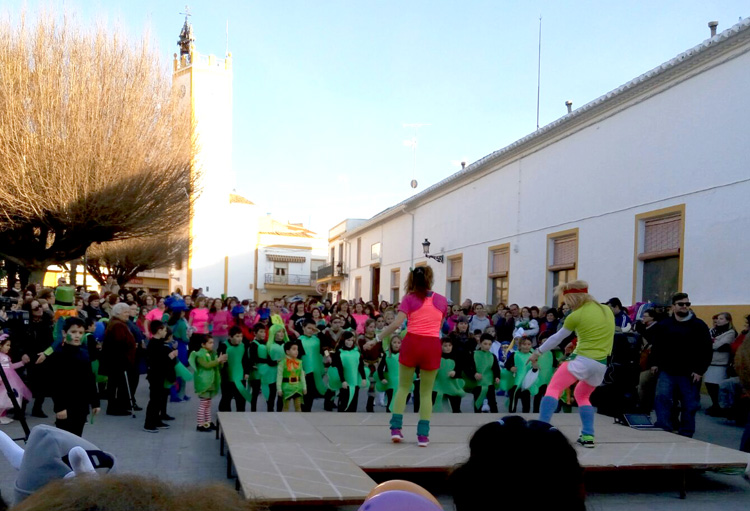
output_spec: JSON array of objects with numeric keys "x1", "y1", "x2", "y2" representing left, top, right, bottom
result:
[
  {"x1": 491, "y1": 249, "x2": 509, "y2": 276},
  {"x1": 391, "y1": 270, "x2": 400, "y2": 287},
  {"x1": 553, "y1": 237, "x2": 577, "y2": 268},
  {"x1": 449, "y1": 258, "x2": 462, "y2": 279},
  {"x1": 644, "y1": 215, "x2": 680, "y2": 253}
]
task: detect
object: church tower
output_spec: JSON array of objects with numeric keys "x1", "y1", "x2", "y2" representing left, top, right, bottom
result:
[{"x1": 172, "y1": 14, "x2": 235, "y2": 296}]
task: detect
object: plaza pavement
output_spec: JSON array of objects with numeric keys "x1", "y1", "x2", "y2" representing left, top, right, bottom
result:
[{"x1": 0, "y1": 376, "x2": 748, "y2": 509}]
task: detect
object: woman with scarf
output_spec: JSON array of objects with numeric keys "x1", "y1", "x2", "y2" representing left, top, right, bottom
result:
[{"x1": 705, "y1": 312, "x2": 736, "y2": 416}]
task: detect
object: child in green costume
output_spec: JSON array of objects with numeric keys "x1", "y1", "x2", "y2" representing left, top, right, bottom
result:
[
  {"x1": 432, "y1": 337, "x2": 465, "y2": 413},
  {"x1": 504, "y1": 337, "x2": 537, "y2": 413},
  {"x1": 266, "y1": 324, "x2": 288, "y2": 412},
  {"x1": 376, "y1": 336, "x2": 405, "y2": 412},
  {"x1": 217, "y1": 327, "x2": 252, "y2": 412},
  {"x1": 189, "y1": 335, "x2": 226, "y2": 432},
  {"x1": 298, "y1": 319, "x2": 328, "y2": 412},
  {"x1": 276, "y1": 341, "x2": 306, "y2": 412},
  {"x1": 329, "y1": 332, "x2": 367, "y2": 412},
  {"x1": 531, "y1": 331, "x2": 558, "y2": 413},
  {"x1": 467, "y1": 334, "x2": 500, "y2": 413}
]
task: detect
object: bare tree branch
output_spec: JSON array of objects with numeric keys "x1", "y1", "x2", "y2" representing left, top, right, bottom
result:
[
  {"x1": 86, "y1": 236, "x2": 189, "y2": 287},
  {"x1": 0, "y1": 9, "x2": 199, "y2": 276}
]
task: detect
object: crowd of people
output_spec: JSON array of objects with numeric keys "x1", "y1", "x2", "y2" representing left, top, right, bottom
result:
[{"x1": 0, "y1": 274, "x2": 748, "y2": 451}]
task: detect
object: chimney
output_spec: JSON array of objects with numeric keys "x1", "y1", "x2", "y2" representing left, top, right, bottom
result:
[
  {"x1": 709, "y1": 21, "x2": 718, "y2": 37},
  {"x1": 461, "y1": 161, "x2": 466, "y2": 170},
  {"x1": 565, "y1": 100, "x2": 573, "y2": 114}
]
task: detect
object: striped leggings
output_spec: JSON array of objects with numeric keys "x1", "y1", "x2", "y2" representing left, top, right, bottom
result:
[{"x1": 197, "y1": 398, "x2": 212, "y2": 426}]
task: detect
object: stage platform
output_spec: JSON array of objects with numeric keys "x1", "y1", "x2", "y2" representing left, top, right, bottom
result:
[{"x1": 216, "y1": 412, "x2": 750, "y2": 506}]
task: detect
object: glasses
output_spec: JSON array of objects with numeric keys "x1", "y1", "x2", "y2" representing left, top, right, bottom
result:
[
  {"x1": 674, "y1": 302, "x2": 691, "y2": 307},
  {"x1": 31, "y1": 306, "x2": 41, "y2": 311}
]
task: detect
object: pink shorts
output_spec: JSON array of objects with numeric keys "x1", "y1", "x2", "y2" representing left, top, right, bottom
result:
[{"x1": 399, "y1": 333, "x2": 442, "y2": 371}]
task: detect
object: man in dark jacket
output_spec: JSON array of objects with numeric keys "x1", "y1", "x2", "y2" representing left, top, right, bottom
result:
[{"x1": 650, "y1": 292, "x2": 712, "y2": 437}]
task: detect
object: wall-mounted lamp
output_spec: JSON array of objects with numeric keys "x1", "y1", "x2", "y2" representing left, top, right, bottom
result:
[{"x1": 422, "y1": 238, "x2": 444, "y2": 263}]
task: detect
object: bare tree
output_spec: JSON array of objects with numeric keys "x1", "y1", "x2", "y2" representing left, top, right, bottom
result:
[
  {"x1": 85, "y1": 236, "x2": 189, "y2": 287},
  {"x1": 0, "y1": 11, "x2": 197, "y2": 283}
]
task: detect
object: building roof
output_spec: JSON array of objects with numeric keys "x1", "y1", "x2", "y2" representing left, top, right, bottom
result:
[
  {"x1": 229, "y1": 193, "x2": 255, "y2": 205},
  {"x1": 343, "y1": 18, "x2": 750, "y2": 239},
  {"x1": 258, "y1": 216, "x2": 318, "y2": 238}
]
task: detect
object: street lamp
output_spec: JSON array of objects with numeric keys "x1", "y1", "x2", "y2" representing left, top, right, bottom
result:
[{"x1": 422, "y1": 238, "x2": 444, "y2": 263}]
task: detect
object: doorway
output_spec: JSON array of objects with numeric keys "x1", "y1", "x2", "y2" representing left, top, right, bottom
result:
[{"x1": 371, "y1": 266, "x2": 380, "y2": 303}]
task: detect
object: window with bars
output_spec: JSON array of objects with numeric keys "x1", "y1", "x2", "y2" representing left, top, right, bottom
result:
[
  {"x1": 447, "y1": 256, "x2": 462, "y2": 304},
  {"x1": 354, "y1": 277, "x2": 362, "y2": 300},
  {"x1": 356, "y1": 238, "x2": 361, "y2": 268},
  {"x1": 391, "y1": 269, "x2": 400, "y2": 303},
  {"x1": 639, "y1": 212, "x2": 682, "y2": 304}
]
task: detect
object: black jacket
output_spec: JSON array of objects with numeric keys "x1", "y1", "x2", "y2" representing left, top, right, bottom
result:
[
  {"x1": 650, "y1": 314, "x2": 712, "y2": 376},
  {"x1": 49, "y1": 344, "x2": 100, "y2": 419}
]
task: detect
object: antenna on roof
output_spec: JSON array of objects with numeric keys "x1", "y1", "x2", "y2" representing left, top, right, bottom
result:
[
  {"x1": 536, "y1": 14, "x2": 542, "y2": 131},
  {"x1": 403, "y1": 123, "x2": 431, "y2": 189}
]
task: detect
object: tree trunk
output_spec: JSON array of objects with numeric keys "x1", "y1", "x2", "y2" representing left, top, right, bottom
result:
[
  {"x1": 69, "y1": 259, "x2": 78, "y2": 287},
  {"x1": 28, "y1": 268, "x2": 47, "y2": 286}
]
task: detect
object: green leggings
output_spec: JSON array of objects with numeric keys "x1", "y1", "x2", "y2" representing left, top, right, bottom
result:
[{"x1": 391, "y1": 364, "x2": 438, "y2": 421}]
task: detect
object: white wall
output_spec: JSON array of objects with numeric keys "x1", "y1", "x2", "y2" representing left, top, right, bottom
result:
[{"x1": 340, "y1": 44, "x2": 750, "y2": 308}]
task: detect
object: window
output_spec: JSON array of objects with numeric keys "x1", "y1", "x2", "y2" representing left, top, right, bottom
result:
[
  {"x1": 391, "y1": 269, "x2": 400, "y2": 303},
  {"x1": 273, "y1": 262, "x2": 288, "y2": 285},
  {"x1": 330, "y1": 247, "x2": 335, "y2": 264},
  {"x1": 338, "y1": 244, "x2": 343, "y2": 264},
  {"x1": 635, "y1": 207, "x2": 683, "y2": 305},
  {"x1": 356, "y1": 238, "x2": 362, "y2": 268},
  {"x1": 488, "y1": 245, "x2": 510, "y2": 306},
  {"x1": 447, "y1": 256, "x2": 462, "y2": 304},
  {"x1": 547, "y1": 230, "x2": 578, "y2": 306},
  {"x1": 354, "y1": 277, "x2": 362, "y2": 300},
  {"x1": 371, "y1": 242, "x2": 381, "y2": 260}
]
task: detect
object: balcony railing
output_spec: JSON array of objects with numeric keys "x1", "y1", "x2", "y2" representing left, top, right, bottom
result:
[
  {"x1": 316, "y1": 263, "x2": 348, "y2": 280},
  {"x1": 264, "y1": 273, "x2": 316, "y2": 286}
]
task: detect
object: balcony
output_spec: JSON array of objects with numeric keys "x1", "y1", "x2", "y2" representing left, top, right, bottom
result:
[
  {"x1": 316, "y1": 263, "x2": 348, "y2": 281},
  {"x1": 264, "y1": 273, "x2": 316, "y2": 287}
]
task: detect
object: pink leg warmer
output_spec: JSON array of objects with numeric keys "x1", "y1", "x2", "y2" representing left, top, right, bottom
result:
[
  {"x1": 573, "y1": 380, "x2": 597, "y2": 407},
  {"x1": 544, "y1": 361, "x2": 578, "y2": 399}
]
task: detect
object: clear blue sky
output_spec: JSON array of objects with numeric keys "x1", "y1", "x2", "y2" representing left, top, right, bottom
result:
[{"x1": 12, "y1": 1, "x2": 749, "y2": 234}]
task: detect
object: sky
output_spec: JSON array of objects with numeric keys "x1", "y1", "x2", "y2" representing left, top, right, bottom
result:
[{"x1": 8, "y1": 1, "x2": 749, "y2": 235}]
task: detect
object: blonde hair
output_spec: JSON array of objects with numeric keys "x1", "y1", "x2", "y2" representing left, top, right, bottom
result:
[{"x1": 555, "y1": 280, "x2": 597, "y2": 311}]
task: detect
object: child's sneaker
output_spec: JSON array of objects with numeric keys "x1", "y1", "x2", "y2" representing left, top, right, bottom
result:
[
  {"x1": 417, "y1": 435, "x2": 429, "y2": 447},
  {"x1": 390, "y1": 428, "x2": 404, "y2": 443},
  {"x1": 143, "y1": 426, "x2": 159, "y2": 433},
  {"x1": 481, "y1": 399, "x2": 490, "y2": 413},
  {"x1": 577, "y1": 434, "x2": 595, "y2": 448}
]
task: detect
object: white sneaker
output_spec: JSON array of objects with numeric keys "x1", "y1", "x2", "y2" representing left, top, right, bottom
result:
[
  {"x1": 481, "y1": 399, "x2": 490, "y2": 413},
  {"x1": 0, "y1": 417, "x2": 14, "y2": 425},
  {"x1": 376, "y1": 392, "x2": 386, "y2": 407}
]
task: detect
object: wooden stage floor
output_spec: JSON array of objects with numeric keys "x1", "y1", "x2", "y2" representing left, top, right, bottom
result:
[{"x1": 216, "y1": 412, "x2": 750, "y2": 506}]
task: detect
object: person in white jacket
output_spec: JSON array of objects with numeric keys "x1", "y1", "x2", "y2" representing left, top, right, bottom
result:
[{"x1": 705, "y1": 312, "x2": 736, "y2": 416}]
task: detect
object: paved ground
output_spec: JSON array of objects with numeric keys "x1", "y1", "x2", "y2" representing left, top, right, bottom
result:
[{"x1": 0, "y1": 376, "x2": 748, "y2": 509}]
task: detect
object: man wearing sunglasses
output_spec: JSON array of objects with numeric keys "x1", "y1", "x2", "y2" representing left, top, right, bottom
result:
[{"x1": 650, "y1": 292, "x2": 712, "y2": 437}]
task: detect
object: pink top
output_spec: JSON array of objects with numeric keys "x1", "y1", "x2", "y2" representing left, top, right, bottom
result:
[
  {"x1": 189, "y1": 308, "x2": 210, "y2": 334},
  {"x1": 399, "y1": 292, "x2": 447, "y2": 337},
  {"x1": 211, "y1": 310, "x2": 232, "y2": 337},
  {"x1": 351, "y1": 313, "x2": 370, "y2": 335},
  {"x1": 145, "y1": 308, "x2": 165, "y2": 338}
]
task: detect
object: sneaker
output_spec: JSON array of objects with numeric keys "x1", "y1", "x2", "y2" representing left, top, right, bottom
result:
[
  {"x1": 209, "y1": 422, "x2": 218, "y2": 431},
  {"x1": 132, "y1": 404, "x2": 143, "y2": 412},
  {"x1": 0, "y1": 417, "x2": 14, "y2": 425},
  {"x1": 577, "y1": 434, "x2": 595, "y2": 448},
  {"x1": 196, "y1": 425, "x2": 212, "y2": 432},
  {"x1": 481, "y1": 399, "x2": 490, "y2": 413},
  {"x1": 417, "y1": 435, "x2": 430, "y2": 447},
  {"x1": 160, "y1": 414, "x2": 176, "y2": 421},
  {"x1": 390, "y1": 428, "x2": 404, "y2": 443},
  {"x1": 143, "y1": 426, "x2": 159, "y2": 433},
  {"x1": 156, "y1": 422, "x2": 171, "y2": 429}
]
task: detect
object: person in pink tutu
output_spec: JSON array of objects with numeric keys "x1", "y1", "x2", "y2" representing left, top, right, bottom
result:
[{"x1": 0, "y1": 333, "x2": 32, "y2": 424}]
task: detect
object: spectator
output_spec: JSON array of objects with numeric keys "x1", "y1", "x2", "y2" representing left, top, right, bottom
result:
[
  {"x1": 607, "y1": 297, "x2": 632, "y2": 331},
  {"x1": 705, "y1": 312, "x2": 736, "y2": 416},
  {"x1": 101, "y1": 303, "x2": 137, "y2": 416},
  {"x1": 468, "y1": 303, "x2": 491, "y2": 333},
  {"x1": 650, "y1": 293, "x2": 712, "y2": 437}
]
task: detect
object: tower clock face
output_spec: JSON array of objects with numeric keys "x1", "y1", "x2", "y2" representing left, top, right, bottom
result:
[{"x1": 179, "y1": 84, "x2": 187, "y2": 97}]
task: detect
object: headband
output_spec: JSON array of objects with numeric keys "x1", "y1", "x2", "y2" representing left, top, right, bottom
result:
[{"x1": 563, "y1": 287, "x2": 588, "y2": 295}]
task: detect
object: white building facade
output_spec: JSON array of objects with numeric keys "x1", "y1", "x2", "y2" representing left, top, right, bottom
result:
[{"x1": 331, "y1": 19, "x2": 750, "y2": 324}]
